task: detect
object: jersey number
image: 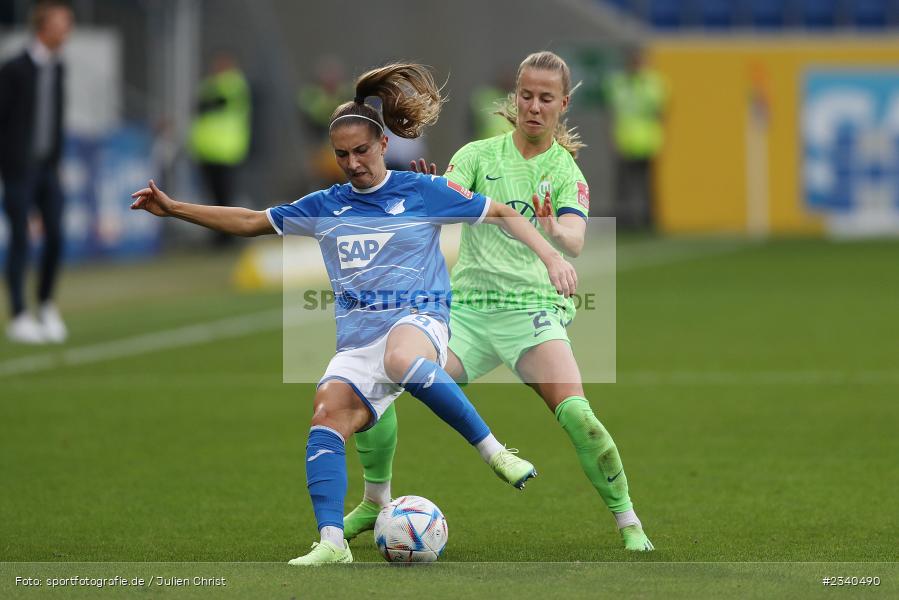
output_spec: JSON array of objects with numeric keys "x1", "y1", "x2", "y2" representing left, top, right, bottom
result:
[{"x1": 530, "y1": 310, "x2": 551, "y2": 330}]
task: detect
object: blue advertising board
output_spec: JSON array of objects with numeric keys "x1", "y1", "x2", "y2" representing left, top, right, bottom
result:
[
  {"x1": 803, "y1": 70, "x2": 899, "y2": 235},
  {"x1": 0, "y1": 124, "x2": 162, "y2": 265}
]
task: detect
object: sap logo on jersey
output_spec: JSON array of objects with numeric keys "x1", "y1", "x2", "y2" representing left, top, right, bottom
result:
[{"x1": 336, "y1": 233, "x2": 395, "y2": 269}]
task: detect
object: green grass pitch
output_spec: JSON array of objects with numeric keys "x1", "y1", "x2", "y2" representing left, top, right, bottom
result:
[{"x1": 1, "y1": 237, "x2": 897, "y2": 598}]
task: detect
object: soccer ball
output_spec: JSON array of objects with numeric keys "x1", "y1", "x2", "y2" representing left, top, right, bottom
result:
[{"x1": 374, "y1": 495, "x2": 448, "y2": 563}]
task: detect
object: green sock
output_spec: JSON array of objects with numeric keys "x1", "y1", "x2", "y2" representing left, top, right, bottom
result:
[
  {"x1": 555, "y1": 396, "x2": 633, "y2": 513},
  {"x1": 354, "y1": 402, "x2": 398, "y2": 483}
]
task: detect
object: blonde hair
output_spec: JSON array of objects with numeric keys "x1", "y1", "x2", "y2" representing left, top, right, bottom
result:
[
  {"x1": 330, "y1": 63, "x2": 445, "y2": 139},
  {"x1": 496, "y1": 51, "x2": 584, "y2": 157}
]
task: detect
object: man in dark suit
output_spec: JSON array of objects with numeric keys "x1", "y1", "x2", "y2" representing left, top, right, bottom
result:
[{"x1": 0, "y1": 0, "x2": 73, "y2": 344}]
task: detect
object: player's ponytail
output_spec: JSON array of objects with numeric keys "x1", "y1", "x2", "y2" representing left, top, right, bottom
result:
[
  {"x1": 496, "y1": 51, "x2": 585, "y2": 158},
  {"x1": 329, "y1": 63, "x2": 445, "y2": 139}
]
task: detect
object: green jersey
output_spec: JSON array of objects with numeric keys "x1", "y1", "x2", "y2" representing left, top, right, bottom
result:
[{"x1": 445, "y1": 132, "x2": 589, "y2": 316}]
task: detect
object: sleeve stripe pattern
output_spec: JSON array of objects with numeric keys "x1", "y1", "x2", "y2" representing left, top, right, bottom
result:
[
  {"x1": 265, "y1": 207, "x2": 283, "y2": 236},
  {"x1": 473, "y1": 197, "x2": 492, "y2": 226},
  {"x1": 557, "y1": 206, "x2": 587, "y2": 220}
]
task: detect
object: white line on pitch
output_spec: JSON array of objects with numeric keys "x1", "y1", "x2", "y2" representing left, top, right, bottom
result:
[
  {"x1": 0, "y1": 309, "x2": 284, "y2": 379},
  {"x1": 0, "y1": 240, "x2": 756, "y2": 381},
  {"x1": 616, "y1": 239, "x2": 751, "y2": 271},
  {"x1": 619, "y1": 370, "x2": 899, "y2": 385}
]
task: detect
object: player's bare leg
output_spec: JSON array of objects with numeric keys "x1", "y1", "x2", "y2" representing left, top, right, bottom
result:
[{"x1": 443, "y1": 348, "x2": 468, "y2": 383}]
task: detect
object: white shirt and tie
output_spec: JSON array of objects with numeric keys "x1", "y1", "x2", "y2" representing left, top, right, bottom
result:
[{"x1": 27, "y1": 39, "x2": 58, "y2": 161}]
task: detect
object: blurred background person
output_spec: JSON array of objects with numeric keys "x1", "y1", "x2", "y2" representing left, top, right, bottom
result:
[
  {"x1": 468, "y1": 69, "x2": 514, "y2": 141},
  {"x1": 297, "y1": 55, "x2": 350, "y2": 188},
  {"x1": 188, "y1": 51, "x2": 251, "y2": 247},
  {"x1": 606, "y1": 46, "x2": 666, "y2": 230},
  {"x1": 0, "y1": 0, "x2": 73, "y2": 344},
  {"x1": 383, "y1": 126, "x2": 429, "y2": 173}
]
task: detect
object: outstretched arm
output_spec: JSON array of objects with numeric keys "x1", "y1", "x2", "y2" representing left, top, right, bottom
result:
[
  {"x1": 130, "y1": 180, "x2": 274, "y2": 237},
  {"x1": 483, "y1": 201, "x2": 578, "y2": 297}
]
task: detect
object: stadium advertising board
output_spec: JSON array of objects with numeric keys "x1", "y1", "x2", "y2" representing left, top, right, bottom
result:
[
  {"x1": 0, "y1": 126, "x2": 161, "y2": 265},
  {"x1": 803, "y1": 70, "x2": 899, "y2": 237},
  {"x1": 651, "y1": 39, "x2": 899, "y2": 235}
]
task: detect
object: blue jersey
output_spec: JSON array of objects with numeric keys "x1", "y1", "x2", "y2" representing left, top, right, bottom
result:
[{"x1": 266, "y1": 170, "x2": 491, "y2": 352}]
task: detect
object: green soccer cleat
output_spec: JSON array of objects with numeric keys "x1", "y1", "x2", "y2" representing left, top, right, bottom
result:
[
  {"x1": 620, "y1": 524, "x2": 654, "y2": 552},
  {"x1": 287, "y1": 541, "x2": 353, "y2": 566},
  {"x1": 343, "y1": 499, "x2": 383, "y2": 541},
  {"x1": 489, "y1": 448, "x2": 537, "y2": 489}
]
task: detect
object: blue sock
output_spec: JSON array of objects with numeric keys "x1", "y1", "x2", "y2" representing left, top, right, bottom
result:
[
  {"x1": 305, "y1": 426, "x2": 347, "y2": 531},
  {"x1": 401, "y1": 357, "x2": 490, "y2": 444}
]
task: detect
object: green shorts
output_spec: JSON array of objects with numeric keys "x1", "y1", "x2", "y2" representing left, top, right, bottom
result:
[{"x1": 448, "y1": 302, "x2": 571, "y2": 382}]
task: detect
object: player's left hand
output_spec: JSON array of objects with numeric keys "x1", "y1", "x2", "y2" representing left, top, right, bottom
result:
[
  {"x1": 544, "y1": 254, "x2": 578, "y2": 298},
  {"x1": 409, "y1": 158, "x2": 438, "y2": 175},
  {"x1": 532, "y1": 191, "x2": 557, "y2": 237}
]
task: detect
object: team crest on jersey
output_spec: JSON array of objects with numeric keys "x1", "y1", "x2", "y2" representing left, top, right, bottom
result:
[
  {"x1": 336, "y1": 233, "x2": 394, "y2": 269},
  {"x1": 577, "y1": 181, "x2": 590, "y2": 210},
  {"x1": 447, "y1": 180, "x2": 474, "y2": 199},
  {"x1": 386, "y1": 199, "x2": 406, "y2": 215},
  {"x1": 537, "y1": 178, "x2": 553, "y2": 199}
]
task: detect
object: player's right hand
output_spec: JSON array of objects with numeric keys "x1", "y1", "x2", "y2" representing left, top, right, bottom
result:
[
  {"x1": 130, "y1": 180, "x2": 175, "y2": 217},
  {"x1": 545, "y1": 254, "x2": 578, "y2": 298},
  {"x1": 409, "y1": 158, "x2": 438, "y2": 176}
]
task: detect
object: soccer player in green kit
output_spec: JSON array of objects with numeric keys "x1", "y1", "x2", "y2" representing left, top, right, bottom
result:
[{"x1": 344, "y1": 51, "x2": 653, "y2": 552}]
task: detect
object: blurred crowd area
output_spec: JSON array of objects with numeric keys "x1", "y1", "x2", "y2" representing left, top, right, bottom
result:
[
  {"x1": 1, "y1": 0, "x2": 898, "y2": 268},
  {"x1": 605, "y1": 0, "x2": 899, "y2": 30}
]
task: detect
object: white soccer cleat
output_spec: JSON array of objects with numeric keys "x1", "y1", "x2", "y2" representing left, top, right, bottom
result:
[
  {"x1": 39, "y1": 303, "x2": 67, "y2": 343},
  {"x1": 6, "y1": 313, "x2": 47, "y2": 345}
]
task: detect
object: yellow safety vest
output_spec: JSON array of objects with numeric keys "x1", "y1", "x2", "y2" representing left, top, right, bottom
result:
[
  {"x1": 470, "y1": 85, "x2": 513, "y2": 140},
  {"x1": 189, "y1": 69, "x2": 251, "y2": 165},
  {"x1": 608, "y1": 69, "x2": 666, "y2": 159}
]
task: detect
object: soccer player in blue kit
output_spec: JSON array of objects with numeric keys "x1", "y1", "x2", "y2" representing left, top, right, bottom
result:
[{"x1": 130, "y1": 63, "x2": 578, "y2": 565}]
